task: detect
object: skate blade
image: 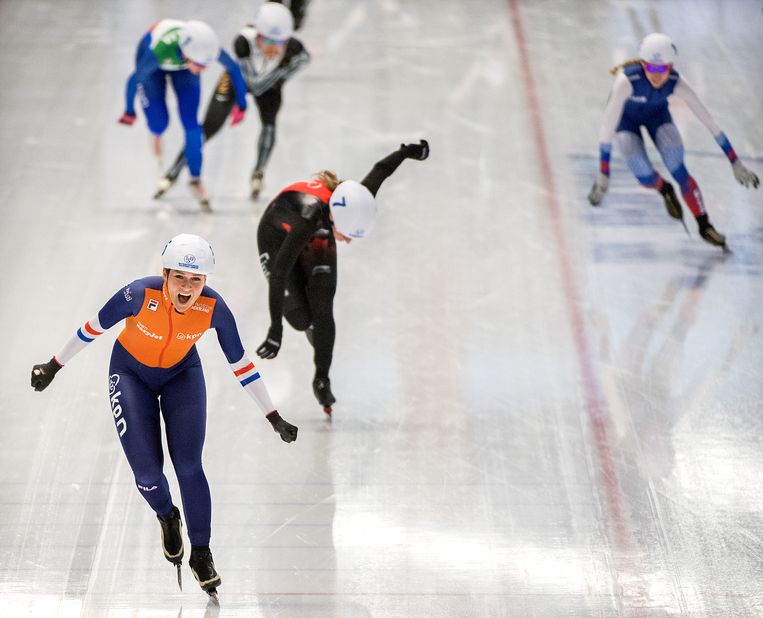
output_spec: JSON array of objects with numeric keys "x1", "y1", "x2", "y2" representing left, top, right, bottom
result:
[
  {"x1": 250, "y1": 180, "x2": 263, "y2": 201},
  {"x1": 679, "y1": 218, "x2": 689, "y2": 236},
  {"x1": 206, "y1": 589, "x2": 219, "y2": 603},
  {"x1": 700, "y1": 230, "x2": 727, "y2": 249},
  {"x1": 323, "y1": 405, "x2": 332, "y2": 416},
  {"x1": 154, "y1": 178, "x2": 174, "y2": 200},
  {"x1": 176, "y1": 564, "x2": 182, "y2": 591}
]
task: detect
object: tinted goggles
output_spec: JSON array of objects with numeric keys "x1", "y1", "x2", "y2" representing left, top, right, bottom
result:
[
  {"x1": 643, "y1": 62, "x2": 671, "y2": 74},
  {"x1": 258, "y1": 34, "x2": 285, "y2": 46}
]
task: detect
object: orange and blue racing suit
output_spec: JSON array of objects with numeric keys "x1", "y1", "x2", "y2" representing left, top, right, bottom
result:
[{"x1": 52, "y1": 276, "x2": 272, "y2": 546}]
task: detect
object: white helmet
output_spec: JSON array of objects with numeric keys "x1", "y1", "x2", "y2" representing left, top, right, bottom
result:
[
  {"x1": 639, "y1": 33, "x2": 677, "y2": 65},
  {"x1": 329, "y1": 181, "x2": 377, "y2": 239},
  {"x1": 179, "y1": 21, "x2": 219, "y2": 67},
  {"x1": 162, "y1": 233, "x2": 215, "y2": 275},
  {"x1": 255, "y1": 2, "x2": 294, "y2": 42}
]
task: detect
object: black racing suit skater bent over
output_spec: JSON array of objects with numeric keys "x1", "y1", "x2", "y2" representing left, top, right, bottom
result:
[{"x1": 255, "y1": 140, "x2": 430, "y2": 413}]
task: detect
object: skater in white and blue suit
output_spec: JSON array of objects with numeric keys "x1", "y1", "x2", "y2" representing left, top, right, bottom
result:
[{"x1": 588, "y1": 33, "x2": 759, "y2": 249}]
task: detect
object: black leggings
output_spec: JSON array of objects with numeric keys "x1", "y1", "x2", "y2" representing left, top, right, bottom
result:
[
  {"x1": 257, "y1": 225, "x2": 337, "y2": 377},
  {"x1": 165, "y1": 73, "x2": 283, "y2": 180}
]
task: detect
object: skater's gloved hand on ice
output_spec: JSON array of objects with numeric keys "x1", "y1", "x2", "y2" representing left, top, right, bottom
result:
[
  {"x1": 266, "y1": 411, "x2": 298, "y2": 443},
  {"x1": 588, "y1": 173, "x2": 609, "y2": 206},
  {"x1": 732, "y1": 160, "x2": 760, "y2": 189},
  {"x1": 230, "y1": 104, "x2": 246, "y2": 127},
  {"x1": 256, "y1": 325, "x2": 282, "y2": 359},
  {"x1": 30, "y1": 358, "x2": 62, "y2": 392},
  {"x1": 400, "y1": 140, "x2": 429, "y2": 161},
  {"x1": 118, "y1": 112, "x2": 137, "y2": 126}
]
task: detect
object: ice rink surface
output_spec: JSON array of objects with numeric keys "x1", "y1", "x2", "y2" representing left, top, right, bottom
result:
[{"x1": 1, "y1": 0, "x2": 762, "y2": 616}]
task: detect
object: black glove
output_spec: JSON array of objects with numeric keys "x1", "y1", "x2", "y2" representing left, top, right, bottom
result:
[
  {"x1": 256, "y1": 325, "x2": 283, "y2": 360},
  {"x1": 266, "y1": 411, "x2": 298, "y2": 443},
  {"x1": 400, "y1": 139, "x2": 429, "y2": 161},
  {"x1": 31, "y1": 357, "x2": 62, "y2": 392}
]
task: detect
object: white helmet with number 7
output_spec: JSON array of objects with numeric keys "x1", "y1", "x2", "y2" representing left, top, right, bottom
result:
[{"x1": 329, "y1": 181, "x2": 377, "y2": 239}]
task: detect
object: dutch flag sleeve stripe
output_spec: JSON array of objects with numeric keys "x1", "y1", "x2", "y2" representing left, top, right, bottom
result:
[
  {"x1": 231, "y1": 357, "x2": 260, "y2": 385},
  {"x1": 234, "y1": 362, "x2": 255, "y2": 377},
  {"x1": 231, "y1": 353, "x2": 275, "y2": 415},
  {"x1": 84, "y1": 322, "x2": 103, "y2": 337},
  {"x1": 240, "y1": 373, "x2": 261, "y2": 387},
  {"x1": 77, "y1": 328, "x2": 96, "y2": 343},
  {"x1": 57, "y1": 316, "x2": 105, "y2": 366}
]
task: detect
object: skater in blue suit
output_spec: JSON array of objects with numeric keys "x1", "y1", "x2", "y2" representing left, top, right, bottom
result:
[
  {"x1": 588, "y1": 33, "x2": 759, "y2": 249},
  {"x1": 118, "y1": 20, "x2": 249, "y2": 209}
]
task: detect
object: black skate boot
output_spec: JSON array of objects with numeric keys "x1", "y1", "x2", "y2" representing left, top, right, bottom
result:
[
  {"x1": 696, "y1": 214, "x2": 728, "y2": 250},
  {"x1": 250, "y1": 169, "x2": 264, "y2": 200},
  {"x1": 157, "y1": 506, "x2": 184, "y2": 590},
  {"x1": 658, "y1": 182, "x2": 684, "y2": 220},
  {"x1": 313, "y1": 376, "x2": 336, "y2": 415},
  {"x1": 189, "y1": 546, "x2": 221, "y2": 600}
]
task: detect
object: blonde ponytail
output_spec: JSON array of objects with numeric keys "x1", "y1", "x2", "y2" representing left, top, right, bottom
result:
[
  {"x1": 609, "y1": 58, "x2": 641, "y2": 76},
  {"x1": 313, "y1": 170, "x2": 343, "y2": 191}
]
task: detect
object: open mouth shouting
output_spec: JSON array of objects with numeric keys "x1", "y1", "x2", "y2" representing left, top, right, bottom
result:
[{"x1": 166, "y1": 269, "x2": 207, "y2": 313}]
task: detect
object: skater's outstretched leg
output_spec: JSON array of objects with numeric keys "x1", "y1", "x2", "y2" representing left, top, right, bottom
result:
[
  {"x1": 302, "y1": 234, "x2": 337, "y2": 413},
  {"x1": 665, "y1": 163, "x2": 726, "y2": 248},
  {"x1": 254, "y1": 123, "x2": 276, "y2": 167},
  {"x1": 156, "y1": 73, "x2": 234, "y2": 200},
  {"x1": 250, "y1": 88, "x2": 282, "y2": 200},
  {"x1": 251, "y1": 123, "x2": 276, "y2": 200},
  {"x1": 616, "y1": 129, "x2": 686, "y2": 224}
]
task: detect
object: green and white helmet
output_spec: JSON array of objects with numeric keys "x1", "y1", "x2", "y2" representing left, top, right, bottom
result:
[{"x1": 180, "y1": 20, "x2": 219, "y2": 67}]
